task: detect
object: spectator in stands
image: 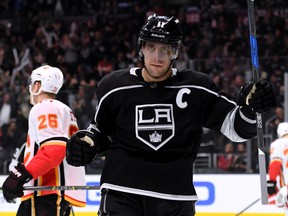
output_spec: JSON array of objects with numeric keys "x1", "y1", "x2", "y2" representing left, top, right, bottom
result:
[
  {"x1": 0, "y1": 93, "x2": 16, "y2": 127},
  {"x1": 267, "y1": 106, "x2": 285, "y2": 139},
  {"x1": 72, "y1": 85, "x2": 94, "y2": 129},
  {"x1": 229, "y1": 73, "x2": 246, "y2": 101},
  {"x1": 0, "y1": 118, "x2": 22, "y2": 154},
  {"x1": 0, "y1": 119, "x2": 20, "y2": 173},
  {"x1": 217, "y1": 142, "x2": 236, "y2": 172},
  {"x1": 97, "y1": 54, "x2": 113, "y2": 76},
  {"x1": 231, "y1": 143, "x2": 247, "y2": 172}
]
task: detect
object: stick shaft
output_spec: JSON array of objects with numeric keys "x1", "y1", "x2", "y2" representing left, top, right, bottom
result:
[
  {"x1": 0, "y1": 185, "x2": 101, "y2": 191},
  {"x1": 235, "y1": 198, "x2": 260, "y2": 216},
  {"x1": 247, "y1": 0, "x2": 268, "y2": 204}
]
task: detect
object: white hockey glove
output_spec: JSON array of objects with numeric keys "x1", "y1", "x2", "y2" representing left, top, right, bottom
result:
[{"x1": 276, "y1": 185, "x2": 288, "y2": 208}]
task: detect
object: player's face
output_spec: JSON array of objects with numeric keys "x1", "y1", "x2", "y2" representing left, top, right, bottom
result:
[{"x1": 142, "y1": 42, "x2": 175, "y2": 82}]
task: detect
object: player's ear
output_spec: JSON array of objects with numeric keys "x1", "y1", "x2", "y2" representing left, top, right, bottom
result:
[{"x1": 30, "y1": 81, "x2": 40, "y2": 93}]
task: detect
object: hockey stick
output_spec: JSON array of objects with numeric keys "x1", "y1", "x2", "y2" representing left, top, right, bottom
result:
[
  {"x1": 247, "y1": 0, "x2": 268, "y2": 204},
  {"x1": 0, "y1": 185, "x2": 100, "y2": 191},
  {"x1": 235, "y1": 198, "x2": 260, "y2": 216}
]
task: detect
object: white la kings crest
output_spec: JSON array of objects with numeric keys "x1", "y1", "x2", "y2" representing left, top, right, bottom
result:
[{"x1": 135, "y1": 104, "x2": 175, "y2": 150}]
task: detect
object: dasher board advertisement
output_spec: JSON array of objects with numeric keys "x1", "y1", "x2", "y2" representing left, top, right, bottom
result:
[{"x1": 0, "y1": 174, "x2": 285, "y2": 216}]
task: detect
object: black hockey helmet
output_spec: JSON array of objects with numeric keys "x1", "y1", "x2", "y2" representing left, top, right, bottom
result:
[{"x1": 138, "y1": 14, "x2": 183, "y2": 59}]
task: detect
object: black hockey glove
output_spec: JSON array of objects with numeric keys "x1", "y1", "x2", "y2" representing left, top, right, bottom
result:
[
  {"x1": 267, "y1": 180, "x2": 277, "y2": 195},
  {"x1": 238, "y1": 80, "x2": 276, "y2": 114},
  {"x1": 66, "y1": 130, "x2": 99, "y2": 167},
  {"x1": 2, "y1": 163, "x2": 32, "y2": 203}
]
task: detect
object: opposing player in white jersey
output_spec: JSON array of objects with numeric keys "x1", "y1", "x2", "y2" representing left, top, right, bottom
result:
[
  {"x1": 2, "y1": 65, "x2": 86, "y2": 216},
  {"x1": 267, "y1": 122, "x2": 288, "y2": 214}
]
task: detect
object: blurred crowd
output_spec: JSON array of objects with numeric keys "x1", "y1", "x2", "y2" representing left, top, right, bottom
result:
[{"x1": 0, "y1": 0, "x2": 288, "y2": 173}]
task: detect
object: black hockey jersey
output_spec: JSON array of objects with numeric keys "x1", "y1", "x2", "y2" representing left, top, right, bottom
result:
[{"x1": 89, "y1": 67, "x2": 256, "y2": 201}]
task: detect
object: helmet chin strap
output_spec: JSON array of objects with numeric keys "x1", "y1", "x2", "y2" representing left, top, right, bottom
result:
[{"x1": 29, "y1": 85, "x2": 42, "y2": 105}]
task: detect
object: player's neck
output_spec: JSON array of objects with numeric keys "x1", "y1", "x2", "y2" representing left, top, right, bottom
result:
[{"x1": 35, "y1": 94, "x2": 55, "y2": 104}]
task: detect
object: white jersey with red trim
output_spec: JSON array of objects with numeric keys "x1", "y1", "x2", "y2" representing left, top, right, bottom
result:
[
  {"x1": 269, "y1": 137, "x2": 288, "y2": 211},
  {"x1": 23, "y1": 99, "x2": 86, "y2": 207},
  {"x1": 270, "y1": 137, "x2": 288, "y2": 186}
]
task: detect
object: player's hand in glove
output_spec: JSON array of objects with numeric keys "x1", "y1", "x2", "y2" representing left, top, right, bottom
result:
[
  {"x1": 238, "y1": 80, "x2": 276, "y2": 113},
  {"x1": 267, "y1": 180, "x2": 277, "y2": 195},
  {"x1": 2, "y1": 163, "x2": 32, "y2": 203},
  {"x1": 66, "y1": 130, "x2": 99, "y2": 167}
]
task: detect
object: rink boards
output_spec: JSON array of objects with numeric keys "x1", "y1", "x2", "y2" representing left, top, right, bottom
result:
[{"x1": 0, "y1": 174, "x2": 285, "y2": 216}]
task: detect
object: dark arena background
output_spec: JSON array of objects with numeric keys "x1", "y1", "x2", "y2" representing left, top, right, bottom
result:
[{"x1": 0, "y1": 0, "x2": 288, "y2": 215}]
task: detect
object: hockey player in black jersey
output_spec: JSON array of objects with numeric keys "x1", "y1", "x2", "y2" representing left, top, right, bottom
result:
[{"x1": 66, "y1": 14, "x2": 275, "y2": 215}]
